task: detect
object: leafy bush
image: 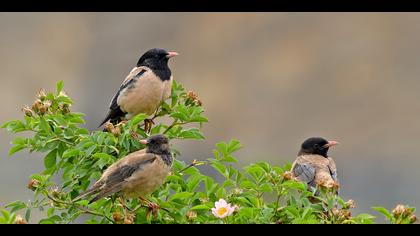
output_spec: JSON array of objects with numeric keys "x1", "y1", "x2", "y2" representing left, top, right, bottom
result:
[{"x1": 1, "y1": 81, "x2": 417, "y2": 224}]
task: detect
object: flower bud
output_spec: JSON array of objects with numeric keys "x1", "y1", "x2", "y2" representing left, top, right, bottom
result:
[
  {"x1": 233, "y1": 188, "x2": 243, "y2": 195},
  {"x1": 32, "y1": 99, "x2": 42, "y2": 113},
  {"x1": 187, "y1": 91, "x2": 202, "y2": 106},
  {"x1": 187, "y1": 91, "x2": 198, "y2": 100},
  {"x1": 112, "y1": 212, "x2": 124, "y2": 223},
  {"x1": 199, "y1": 197, "x2": 209, "y2": 204},
  {"x1": 282, "y1": 171, "x2": 293, "y2": 180},
  {"x1": 51, "y1": 187, "x2": 60, "y2": 198},
  {"x1": 38, "y1": 105, "x2": 47, "y2": 115},
  {"x1": 27, "y1": 179, "x2": 40, "y2": 191},
  {"x1": 123, "y1": 218, "x2": 133, "y2": 224}
]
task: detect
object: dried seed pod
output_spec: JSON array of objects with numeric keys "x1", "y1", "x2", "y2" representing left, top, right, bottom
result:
[
  {"x1": 21, "y1": 105, "x2": 34, "y2": 117},
  {"x1": 344, "y1": 199, "x2": 356, "y2": 209},
  {"x1": 61, "y1": 104, "x2": 71, "y2": 114},
  {"x1": 186, "y1": 210, "x2": 197, "y2": 220},
  {"x1": 37, "y1": 89, "x2": 47, "y2": 101},
  {"x1": 123, "y1": 213, "x2": 135, "y2": 224},
  {"x1": 409, "y1": 214, "x2": 418, "y2": 223},
  {"x1": 392, "y1": 204, "x2": 406, "y2": 217}
]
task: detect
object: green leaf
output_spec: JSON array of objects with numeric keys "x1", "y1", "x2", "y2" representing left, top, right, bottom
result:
[
  {"x1": 47, "y1": 208, "x2": 55, "y2": 217},
  {"x1": 190, "y1": 205, "x2": 211, "y2": 211},
  {"x1": 259, "y1": 183, "x2": 273, "y2": 193},
  {"x1": 178, "y1": 128, "x2": 205, "y2": 140},
  {"x1": 62, "y1": 149, "x2": 80, "y2": 158},
  {"x1": 30, "y1": 174, "x2": 50, "y2": 184},
  {"x1": 8, "y1": 144, "x2": 26, "y2": 156},
  {"x1": 227, "y1": 139, "x2": 242, "y2": 153},
  {"x1": 353, "y1": 213, "x2": 376, "y2": 224},
  {"x1": 12, "y1": 137, "x2": 27, "y2": 145},
  {"x1": 281, "y1": 180, "x2": 306, "y2": 191},
  {"x1": 56, "y1": 95, "x2": 73, "y2": 104},
  {"x1": 220, "y1": 155, "x2": 238, "y2": 163},
  {"x1": 187, "y1": 175, "x2": 204, "y2": 192},
  {"x1": 216, "y1": 142, "x2": 228, "y2": 157},
  {"x1": 44, "y1": 150, "x2": 57, "y2": 169},
  {"x1": 76, "y1": 200, "x2": 90, "y2": 206},
  {"x1": 372, "y1": 206, "x2": 393, "y2": 220},
  {"x1": 39, "y1": 117, "x2": 50, "y2": 132},
  {"x1": 210, "y1": 160, "x2": 228, "y2": 178},
  {"x1": 6, "y1": 201, "x2": 27, "y2": 213},
  {"x1": 238, "y1": 207, "x2": 254, "y2": 218},
  {"x1": 240, "y1": 180, "x2": 257, "y2": 189},
  {"x1": 204, "y1": 177, "x2": 215, "y2": 193},
  {"x1": 56, "y1": 80, "x2": 64, "y2": 94},
  {"x1": 130, "y1": 113, "x2": 148, "y2": 127},
  {"x1": 169, "y1": 192, "x2": 194, "y2": 201},
  {"x1": 1, "y1": 210, "x2": 10, "y2": 220},
  {"x1": 92, "y1": 152, "x2": 115, "y2": 160},
  {"x1": 25, "y1": 208, "x2": 31, "y2": 222},
  {"x1": 4, "y1": 120, "x2": 26, "y2": 133}
]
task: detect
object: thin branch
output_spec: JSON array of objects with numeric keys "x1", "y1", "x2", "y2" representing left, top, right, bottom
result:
[
  {"x1": 45, "y1": 193, "x2": 115, "y2": 224},
  {"x1": 163, "y1": 121, "x2": 188, "y2": 134},
  {"x1": 176, "y1": 159, "x2": 207, "y2": 175}
]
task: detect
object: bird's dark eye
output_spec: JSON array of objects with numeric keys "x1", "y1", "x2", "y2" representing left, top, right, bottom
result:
[{"x1": 314, "y1": 144, "x2": 319, "y2": 149}]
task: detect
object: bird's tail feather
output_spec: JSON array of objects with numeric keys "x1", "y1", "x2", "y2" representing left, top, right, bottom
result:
[
  {"x1": 88, "y1": 184, "x2": 123, "y2": 204},
  {"x1": 98, "y1": 108, "x2": 125, "y2": 128},
  {"x1": 72, "y1": 187, "x2": 100, "y2": 203}
]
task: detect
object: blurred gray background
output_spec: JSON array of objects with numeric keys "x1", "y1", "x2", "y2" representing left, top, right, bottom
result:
[{"x1": 1, "y1": 13, "x2": 419, "y2": 222}]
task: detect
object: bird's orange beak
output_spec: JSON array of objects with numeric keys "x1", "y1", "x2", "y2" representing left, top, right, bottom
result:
[
  {"x1": 323, "y1": 141, "x2": 339, "y2": 148},
  {"x1": 139, "y1": 139, "x2": 148, "y2": 145},
  {"x1": 166, "y1": 51, "x2": 179, "y2": 58}
]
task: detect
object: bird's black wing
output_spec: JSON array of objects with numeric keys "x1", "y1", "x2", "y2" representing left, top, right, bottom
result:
[
  {"x1": 99, "y1": 69, "x2": 147, "y2": 127},
  {"x1": 292, "y1": 162, "x2": 316, "y2": 187}
]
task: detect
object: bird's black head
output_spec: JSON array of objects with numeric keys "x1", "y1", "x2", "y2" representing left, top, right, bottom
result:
[
  {"x1": 141, "y1": 134, "x2": 170, "y2": 155},
  {"x1": 136, "y1": 48, "x2": 178, "y2": 80},
  {"x1": 298, "y1": 137, "x2": 339, "y2": 158}
]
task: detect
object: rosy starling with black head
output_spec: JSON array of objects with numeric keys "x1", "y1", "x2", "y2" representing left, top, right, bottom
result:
[
  {"x1": 99, "y1": 48, "x2": 178, "y2": 129},
  {"x1": 73, "y1": 134, "x2": 172, "y2": 204},
  {"x1": 291, "y1": 137, "x2": 339, "y2": 193}
]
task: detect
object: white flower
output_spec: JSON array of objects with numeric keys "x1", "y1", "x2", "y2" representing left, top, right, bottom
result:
[{"x1": 211, "y1": 199, "x2": 235, "y2": 218}]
